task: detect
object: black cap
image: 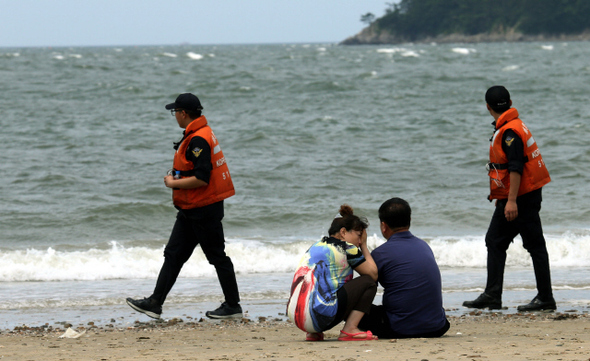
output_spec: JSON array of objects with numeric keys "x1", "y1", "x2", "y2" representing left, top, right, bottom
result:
[
  {"x1": 485, "y1": 86, "x2": 511, "y2": 112},
  {"x1": 165, "y1": 93, "x2": 203, "y2": 111}
]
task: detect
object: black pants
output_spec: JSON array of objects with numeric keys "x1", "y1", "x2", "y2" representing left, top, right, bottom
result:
[
  {"x1": 358, "y1": 305, "x2": 450, "y2": 339},
  {"x1": 149, "y1": 202, "x2": 240, "y2": 306},
  {"x1": 484, "y1": 193, "x2": 553, "y2": 300},
  {"x1": 326, "y1": 274, "x2": 377, "y2": 331}
]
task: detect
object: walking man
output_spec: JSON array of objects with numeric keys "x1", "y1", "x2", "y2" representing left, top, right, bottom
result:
[
  {"x1": 126, "y1": 93, "x2": 242, "y2": 319},
  {"x1": 463, "y1": 86, "x2": 555, "y2": 312}
]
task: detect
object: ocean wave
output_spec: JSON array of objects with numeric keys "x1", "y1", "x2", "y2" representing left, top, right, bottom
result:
[
  {"x1": 428, "y1": 231, "x2": 590, "y2": 268},
  {"x1": 0, "y1": 238, "x2": 313, "y2": 282},
  {"x1": 451, "y1": 47, "x2": 477, "y2": 55},
  {"x1": 0, "y1": 290, "x2": 291, "y2": 310},
  {"x1": 1, "y1": 232, "x2": 590, "y2": 282}
]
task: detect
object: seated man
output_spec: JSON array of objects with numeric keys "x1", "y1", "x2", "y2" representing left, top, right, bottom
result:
[{"x1": 359, "y1": 197, "x2": 450, "y2": 338}]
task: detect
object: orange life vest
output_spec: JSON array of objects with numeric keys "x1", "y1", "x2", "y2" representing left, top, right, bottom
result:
[
  {"x1": 488, "y1": 108, "x2": 550, "y2": 200},
  {"x1": 172, "y1": 116, "x2": 235, "y2": 209}
]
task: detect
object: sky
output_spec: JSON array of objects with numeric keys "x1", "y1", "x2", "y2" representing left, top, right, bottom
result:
[{"x1": 0, "y1": 0, "x2": 394, "y2": 48}]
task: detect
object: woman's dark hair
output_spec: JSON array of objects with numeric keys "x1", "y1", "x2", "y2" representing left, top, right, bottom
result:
[{"x1": 328, "y1": 204, "x2": 369, "y2": 236}]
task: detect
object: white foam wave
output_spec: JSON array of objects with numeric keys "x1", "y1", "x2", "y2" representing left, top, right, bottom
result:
[
  {"x1": 162, "y1": 52, "x2": 177, "y2": 58},
  {"x1": 0, "y1": 238, "x2": 314, "y2": 282},
  {"x1": 428, "y1": 235, "x2": 487, "y2": 267},
  {"x1": 502, "y1": 65, "x2": 520, "y2": 72},
  {"x1": 402, "y1": 51, "x2": 420, "y2": 57},
  {"x1": 186, "y1": 52, "x2": 203, "y2": 60},
  {"x1": 541, "y1": 45, "x2": 554, "y2": 50},
  {"x1": 452, "y1": 47, "x2": 476, "y2": 55},
  {"x1": 376, "y1": 48, "x2": 420, "y2": 57},
  {"x1": 428, "y1": 231, "x2": 590, "y2": 268},
  {"x1": 1, "y1": 232, "x2": 588, "y2": 282}
]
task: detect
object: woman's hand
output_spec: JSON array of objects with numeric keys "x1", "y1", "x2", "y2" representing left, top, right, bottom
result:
[
  {"x1": 354, "y1": 229, "x2": 378, "y2": 281},
  {"x1": 360, "y1": 229, "x2": 368, "y2": 247}
]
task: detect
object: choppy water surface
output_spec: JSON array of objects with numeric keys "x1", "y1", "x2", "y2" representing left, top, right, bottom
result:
[{"x1": 1, "y1": 42, "x2": 589, "y2": 328}]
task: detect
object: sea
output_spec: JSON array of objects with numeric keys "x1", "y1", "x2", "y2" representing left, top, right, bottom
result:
[{"x1": 1, "y1": 41, "x2": 589, "y2": 330}]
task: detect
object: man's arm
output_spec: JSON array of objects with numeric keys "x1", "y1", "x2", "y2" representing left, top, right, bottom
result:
[
  {"x1": 164, "y1": 136, "x2": 212, "y2": 189},
  {"x1": 504, "y1": 172, "x2": 521, "y2": 221},
  {"x1": 164, "y1": 175, "x2": 207, "y2": 189},
  {"x1": 502, "y1": 129, "x2": 524, "y2": 221}
]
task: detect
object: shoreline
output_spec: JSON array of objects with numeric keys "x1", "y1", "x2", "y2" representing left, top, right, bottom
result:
[
  {"x1": 340, "y1": 28, "x2": 590, "y2": 45},
  {"x1": 2, "y1": 309, "x2": 586, "y2": 336},
  {"x1": 2, "y1": 284, "x2": 589, "y2": 333},
  {"x1": 1, "y1": 312, "x2": 589, "y2": 361}
]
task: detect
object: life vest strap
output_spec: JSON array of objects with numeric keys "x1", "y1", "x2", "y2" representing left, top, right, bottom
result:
[
  {"x1": 487, "y1": 156, "x2": 529, "y2": 171},
  {"x1": 177, "y1": 170, "x2": 194, "y2": 177},
  {"x1": 487, "y1": 162, "x2": 508, "y2": 170}
]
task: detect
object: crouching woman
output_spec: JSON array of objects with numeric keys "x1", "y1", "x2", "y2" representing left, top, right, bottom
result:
[{"x1": 287, "y1": 204, "x2": 378, "y2": 341}]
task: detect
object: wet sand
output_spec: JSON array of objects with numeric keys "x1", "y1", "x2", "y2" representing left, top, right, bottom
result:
[{"x1": 1, "y1": 312, "x2": 589, "y2": 361}]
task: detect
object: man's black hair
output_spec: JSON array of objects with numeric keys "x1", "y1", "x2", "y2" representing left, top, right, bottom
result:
[{"x1": 379, "y1": 197, "x2": 411, "y2": 229}]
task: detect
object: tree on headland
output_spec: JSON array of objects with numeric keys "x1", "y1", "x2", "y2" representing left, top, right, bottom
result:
[
  {"x1": 344, "y1": 0, "x2": 590, "y2": 44},
  {"x1": 360, "y1": 12, "x2": 376, "y2": 26}
]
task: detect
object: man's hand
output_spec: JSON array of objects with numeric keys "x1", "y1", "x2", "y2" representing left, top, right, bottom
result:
[
  {"x1": 164, "y1": 174, "x2": 176, "y2": 188},
  {"x1": 504, "y1": 200, "x2": 518, "y2": 221},
  {"x1": 164, "y1": 175, "x2": 207, "y2": 189},
  {"x1": 505, "y1": 171, "x2": 521, "y2": 221}
]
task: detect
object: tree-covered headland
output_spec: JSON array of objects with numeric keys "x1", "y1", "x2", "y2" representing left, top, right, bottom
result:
[{"x1": 343, "y1": 0, "x2": 590, "y2": 44}]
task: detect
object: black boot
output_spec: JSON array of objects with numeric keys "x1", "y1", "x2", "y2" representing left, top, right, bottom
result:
[
  {"x1": 517, "y1": 296, "x2": 556, "y2": 312},
  {"x1": 462, "y1": 293, "x2": 502, "y2": 310}
]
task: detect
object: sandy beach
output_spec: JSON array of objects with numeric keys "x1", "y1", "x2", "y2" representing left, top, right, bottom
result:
[{"x1": 1, "y1": 312, "x2": 589, "y2": 361}]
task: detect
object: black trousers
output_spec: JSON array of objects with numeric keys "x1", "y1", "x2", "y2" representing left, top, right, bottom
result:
[
  {"x1": 325, "y1": 274, "x2": 377, "y2": 331},
  {"x1": 358, "y1": 305, "x2": 450, "y2": 339},
  {"x1": 149, "y1": 202, "x2": 240, "y2": 306},
  {"x1": 484, "y1": 192, "x2": 553, "y2": 300}
]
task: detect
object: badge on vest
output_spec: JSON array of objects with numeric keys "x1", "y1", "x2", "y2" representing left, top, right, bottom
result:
[{"x1": 191, "y1": 147, "x2": 203, "y2": 158}]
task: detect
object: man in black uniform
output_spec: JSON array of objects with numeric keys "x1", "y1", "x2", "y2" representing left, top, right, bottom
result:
[
  {"x1": 126, "y1": 93, "x2": 241, "y2": 320},
  {"x1": 463, "y1": 86, "x2": 556, "y2": 312}
]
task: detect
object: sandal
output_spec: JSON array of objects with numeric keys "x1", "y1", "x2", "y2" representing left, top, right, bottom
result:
[
  {"x1": 305, "y1": 332, "x2": 324, "y2": 341},
  {"x1": 338, "y1": 330, "x2": 378, "y2": 341}
]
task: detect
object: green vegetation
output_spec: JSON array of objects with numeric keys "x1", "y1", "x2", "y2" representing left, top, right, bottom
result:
[
  {"x1": 360, "y1": 12, "x2": 376, "y2": 26},
  {"x1": 370, "y1": 0, "x2": 590, "y2": 42}
]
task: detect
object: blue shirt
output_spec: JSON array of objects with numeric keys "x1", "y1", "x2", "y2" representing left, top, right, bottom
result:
[{"x1": 371, "y1": 231, "x2": 447, "y2": 335}]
